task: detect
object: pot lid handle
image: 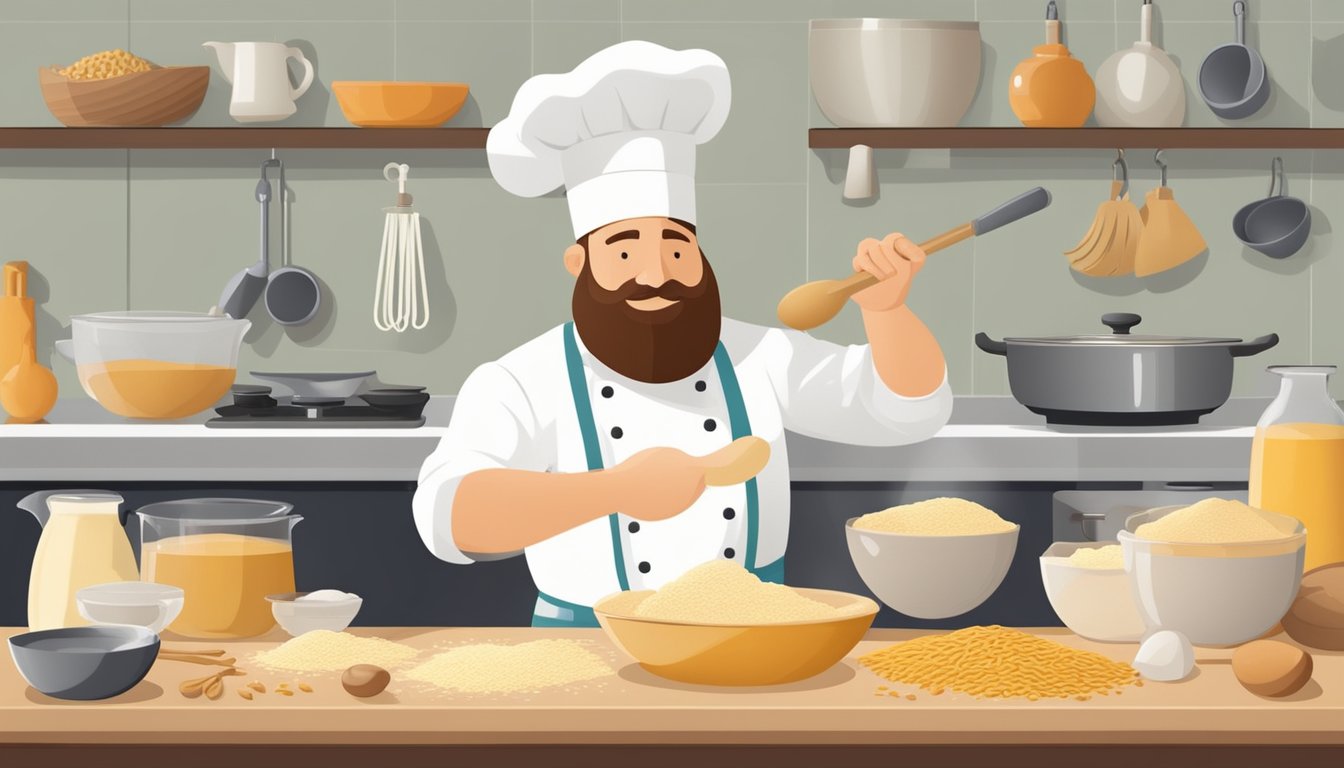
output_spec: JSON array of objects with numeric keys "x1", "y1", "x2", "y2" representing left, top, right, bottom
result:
[{"x1": 1101, "y1": 313, "x2": 1142, "y2": 335}]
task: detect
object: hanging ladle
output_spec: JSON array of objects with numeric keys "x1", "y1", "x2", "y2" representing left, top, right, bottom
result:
[{"x1": 776, "y1": 187, "x2": 1052, "y2": 331}]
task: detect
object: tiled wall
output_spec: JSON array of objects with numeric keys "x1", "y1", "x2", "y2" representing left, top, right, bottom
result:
[{"x1": 4, "y1": 0, "x2": 1344, "y2": 401}]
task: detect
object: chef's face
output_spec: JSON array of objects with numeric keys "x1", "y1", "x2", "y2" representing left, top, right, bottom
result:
[
  {"x1": 566, "y1": 217, "x2": 722, "y2": 384},
  {"x1": 568, "y1": 217, "x2": 705, "y2": 311}
]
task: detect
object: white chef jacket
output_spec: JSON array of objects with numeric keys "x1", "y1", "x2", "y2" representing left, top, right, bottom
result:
[{"x1": 413, "y1": 317, "x2": 952, "y2": 609}]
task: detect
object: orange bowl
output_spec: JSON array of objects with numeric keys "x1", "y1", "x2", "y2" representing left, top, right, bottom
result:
[{"x1": 332, "y1": 81, "x2": 469, "y2": 128}]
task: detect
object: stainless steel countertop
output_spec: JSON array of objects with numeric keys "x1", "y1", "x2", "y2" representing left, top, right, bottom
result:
[{"x1": 0, "y1": 397, "x2": 1267, "y2": 483}]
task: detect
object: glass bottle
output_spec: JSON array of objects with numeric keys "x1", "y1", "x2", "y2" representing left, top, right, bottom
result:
[{"x1": 1250, "y1": 365, "x2": 1344, "y2": 572}]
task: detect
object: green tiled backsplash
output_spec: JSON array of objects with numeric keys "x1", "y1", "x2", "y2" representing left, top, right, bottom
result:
[{"x1": 3, "y1": 0, "x2": 1343, "y2": 400}]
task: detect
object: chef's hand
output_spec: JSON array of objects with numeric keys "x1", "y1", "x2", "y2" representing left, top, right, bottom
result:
[
  {"x1": 850, "y1": 232, "x2": 926, "y2": 311},
  {"x1": 608, "y1": 446, "x2": 708, "y2": 521}
]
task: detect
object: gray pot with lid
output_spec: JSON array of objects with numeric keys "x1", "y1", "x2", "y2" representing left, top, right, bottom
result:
[{"x1": 975, "y1": 313, "x2": 1278, "y2": 426}]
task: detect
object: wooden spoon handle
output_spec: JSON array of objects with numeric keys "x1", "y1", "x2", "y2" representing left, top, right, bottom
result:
[
  {"x1": 827, "y1": 223, "x2": 976, "y2": 301},
  {"x1": 160, "y1": 652, "x2": 238, "y2": 667},
  {"x1": 161, "y1": 647, "x2": 226, "y2": 657}
]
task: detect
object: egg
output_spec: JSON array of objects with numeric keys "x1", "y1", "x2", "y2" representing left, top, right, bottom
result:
[
  {"x1": 1232, "y1": 640, "x2": 1313, "y2": 698},
  {"x1": 1132, "y1": 629, "x2": 1194, "y2": 682},
  {"x1": 341, "y1": 664, "x2": 391, "y2": 697}
]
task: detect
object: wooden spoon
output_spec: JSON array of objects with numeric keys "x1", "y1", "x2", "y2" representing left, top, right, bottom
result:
[
  {"x1": 179, "y1": 668, "x2": 245, "y2": 698},
  {"x1": 159, "y1": 652, "x2": 238, "y2": 667},
  {"x1": 776, "y1": 187, "x2": 1052, "y2": 331},
  {"x1": 696, "y1": 436, "x2": 771, "y2": 487}
]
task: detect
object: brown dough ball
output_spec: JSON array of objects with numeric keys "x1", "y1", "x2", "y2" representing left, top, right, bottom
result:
[{"x1": 341, "y1": 664, "x2": 391, "y2": 697}]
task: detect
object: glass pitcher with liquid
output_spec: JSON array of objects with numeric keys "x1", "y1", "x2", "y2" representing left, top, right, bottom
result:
[
  {"x1": 137, "y1": 498, "x2": 301, "y2": 639},
  {"x1": 18, "y1": 491, "x2": 139, "y2": 631},
  {"x1": 1250, "y1": 365, "x2": 1344, "y2": 572}
]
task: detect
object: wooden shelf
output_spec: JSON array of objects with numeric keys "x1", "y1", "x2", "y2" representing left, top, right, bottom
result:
[
  {"x1": 809, "y1": 128, "x2": 1344, "y2": 149},
  {"x1": 0, "y1": 127, "x2": 489, "y2": 149}
]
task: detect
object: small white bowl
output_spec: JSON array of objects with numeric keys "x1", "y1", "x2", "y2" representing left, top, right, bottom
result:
[
  {"x1": 266, "y1": 591, "x2": 362, "y2": 636},
  {"x1": 1120, "y1": 505, "x2": 1305, "y2": 646},
  {"x1": 76, "y1": 582, "x2": 184, "y2": 634},
  {"x1": 1040, "y1": 542, "x2": 1145, "y2": 643},
  {"x1": 844, "y1": 517, "x2": 1019, "y2": 619}
]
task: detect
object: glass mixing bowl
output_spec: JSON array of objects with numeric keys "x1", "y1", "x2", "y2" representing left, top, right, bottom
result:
[{"x1": 56, "y1": 311, "x2": 249, "y2": 419}]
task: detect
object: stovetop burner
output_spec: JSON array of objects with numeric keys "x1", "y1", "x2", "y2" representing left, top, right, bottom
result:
[{"x1": 206, "y1": 384, "x2": 428, "y2": 428}]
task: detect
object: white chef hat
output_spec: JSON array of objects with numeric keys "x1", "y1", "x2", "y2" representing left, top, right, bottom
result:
[{"x1": 487, "y1": 40, "x2": 731, "y2": 239}]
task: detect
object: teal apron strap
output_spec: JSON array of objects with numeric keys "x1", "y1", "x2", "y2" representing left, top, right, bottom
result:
[
  {"x1": 713, "y1": 343, "x2": 774, "y2": 581},
  {"x1": 563, "y1": 322, "x2": 630, "y2": 592}
]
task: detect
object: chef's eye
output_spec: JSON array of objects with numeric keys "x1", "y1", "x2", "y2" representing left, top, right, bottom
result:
[
  {"x1": 673, "y1": 251, "x2": 681, "y2": 259},
  {"x1": 620, "y1": 252, "x2": 629, "y2": 260}
]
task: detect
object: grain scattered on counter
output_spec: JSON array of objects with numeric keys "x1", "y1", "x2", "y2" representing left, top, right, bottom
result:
[
  {"x1": 252, "y1": 630, "x2": 418, "y2": 672},
  {"x1": 852, "y1": 498, "x2": 1015, "y2": 536},
  {"x1": 1067, "y1": 545, "x2": 1124, "y2": 569},
  {"x1": 238, "y1": 688, "x2": 253, "y2": 701},
  {"x1": 631, "y1": 560, "x2": 855, "y2": 624},
  {"x1": 1135, "y1": 498, "x2": 1293, "y2": 543},
  {"x1": 403, "y1": 639, "x2": 611, "y2": 694},
  {"x1": 859, "y1": 625, "x2": 1139, "y2": 701}
]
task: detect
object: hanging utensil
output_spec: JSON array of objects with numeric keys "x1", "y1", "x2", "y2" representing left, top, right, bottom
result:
[
  {"x1": 374, "y1": 162, "x2": 429, "y2": 333},
  {"x1": 1066, "y1": 150, "x2": 1142, "y2": 277},
  {"x1": 1233, "y1": 157, "x2": 1311, "y2": 259},
  {"x1": 1095, "y1": 0, "x2": 1186, "y2": 127},
  {"x1": 1198, "y1": 0, "x2": 1270, "y2": 120},
  {"x1": 1007, "y1": 0, "x2": 1096, "y2": 128},
  {"x1": 218, "y1": 159, "x2": 278, "y2": 319},
  {"x1": 1135, "y1": 150, "x2": 1206, "y2": 276},
  {"x1": 776, "y1": 187, "x2": 1052, "y2": 331},
  {"x1": 263, "y1": 158, "x2": 323, "y2": 326}
]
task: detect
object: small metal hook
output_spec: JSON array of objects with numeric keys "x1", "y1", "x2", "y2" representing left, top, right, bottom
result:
[
  {"x1": 1112, "y1": 149, "x2": 1130, "y2": 198},
  {"x1": 1154, "y1": 149, "x2": 1168, "y2": 187}
]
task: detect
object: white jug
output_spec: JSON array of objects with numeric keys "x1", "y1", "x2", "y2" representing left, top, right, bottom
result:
[
  {"x1": 19, "y1": 490, "x2": 138, "y2": 631},
  {"x1": 204, "y1": 41, "x2": 315, "y2": 123}
]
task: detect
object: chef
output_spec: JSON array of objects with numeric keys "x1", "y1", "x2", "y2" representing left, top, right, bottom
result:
[{"x1": 413, "y1": 41, "x2": 952, "y2": 627}]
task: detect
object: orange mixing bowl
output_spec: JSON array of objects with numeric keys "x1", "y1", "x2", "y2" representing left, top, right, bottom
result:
[{"x1": 332, "y1": 81, "x2": 469, "y2": 127}]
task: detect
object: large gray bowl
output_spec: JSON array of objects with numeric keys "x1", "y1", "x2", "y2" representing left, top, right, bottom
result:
[{"x1": 9, "y1": 625, "x2": 159, "y2": 700}]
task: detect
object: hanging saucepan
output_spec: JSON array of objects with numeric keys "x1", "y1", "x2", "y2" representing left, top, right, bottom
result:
[
  {"x1": 1233, "y1": 156, "x2": 1311, "y2": 260},
  {"x1": 1198, "y1": 1, "x2": 1270, "y2": 120},
  {"x1": 975, "y1": 313, "x2": 1278, "y2": 426}
]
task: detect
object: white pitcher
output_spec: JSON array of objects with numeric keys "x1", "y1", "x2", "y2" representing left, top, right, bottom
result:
[
  {"x1": 19, "y1": 491, "x2": 138, "y2": 631},
  {"x1": 204, "y1": 41, "x2": 315, "y2": 123}
]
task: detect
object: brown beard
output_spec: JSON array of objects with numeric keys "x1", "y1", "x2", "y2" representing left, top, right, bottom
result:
[{"x1": 571, "y1": 254, "x2": 722, "y2": 384}]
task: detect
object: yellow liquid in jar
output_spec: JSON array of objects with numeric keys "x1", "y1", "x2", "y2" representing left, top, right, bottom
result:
[
  {"x1": 142, "y1": 533, "x2": 294, "y2": 638},
  {"x1": 1250, "y1": 422, "x2": 1344, "y2": 572}
]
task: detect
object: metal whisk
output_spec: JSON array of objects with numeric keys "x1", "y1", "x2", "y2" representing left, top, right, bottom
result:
[{"x1": 374, "y1": 162, "x2": 429, "y2": 332}]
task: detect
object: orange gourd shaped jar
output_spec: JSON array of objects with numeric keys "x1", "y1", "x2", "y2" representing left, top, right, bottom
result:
[{"x1": 1009, "y1": 2, "x2": 1096, "y2": 127}]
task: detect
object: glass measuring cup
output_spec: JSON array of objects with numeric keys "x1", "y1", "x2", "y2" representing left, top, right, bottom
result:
[{"x1": 136, "y1": 499, "x2": 301, "y2": 639}]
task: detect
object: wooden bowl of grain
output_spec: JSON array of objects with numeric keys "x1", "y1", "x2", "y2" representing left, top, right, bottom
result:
[{"x1": 39, "y1": 65, "x2": 210, "y2": 127}]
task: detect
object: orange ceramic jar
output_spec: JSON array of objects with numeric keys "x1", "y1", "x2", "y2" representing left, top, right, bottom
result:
[{"x1": 1009, "y1": 43, "x2": 1095, "y2": 127}]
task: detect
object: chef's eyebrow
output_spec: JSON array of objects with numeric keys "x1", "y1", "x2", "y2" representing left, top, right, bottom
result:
[
  {"x1": 662, "y1": 229, "x2": 691, "y2": 242},
  {"x1": 604, "y1": 230, "x2": 640, "y2": 245}
]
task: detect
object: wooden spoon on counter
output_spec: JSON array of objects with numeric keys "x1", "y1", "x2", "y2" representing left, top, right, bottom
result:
[
  {"x1": 776, "y1": 187, "x2": 1052, "y2": 331},
  {"x1": 696, "y1": 436, "x2": 771, "y2": 487},
  {"x1": 178, "y1": 667, "x2": 245, "y2": 699}
]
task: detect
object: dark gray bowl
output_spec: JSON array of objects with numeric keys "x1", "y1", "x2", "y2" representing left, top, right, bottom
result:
[
  {"x1": 1234, "y1": 195, "x2": 1312, "y2": 259},
  {"x1": 9, "y1": 626, "x2": 159, "y2": 700}
]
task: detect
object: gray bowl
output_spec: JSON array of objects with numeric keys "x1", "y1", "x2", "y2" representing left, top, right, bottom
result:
[{"x1": 9, "y1": 625, "x2": 159, "y2": 700}]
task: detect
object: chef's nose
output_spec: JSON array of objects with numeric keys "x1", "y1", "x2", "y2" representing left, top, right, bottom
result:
[{"x1": 635, "y1": 252, "x2": 668, "y2": 287}]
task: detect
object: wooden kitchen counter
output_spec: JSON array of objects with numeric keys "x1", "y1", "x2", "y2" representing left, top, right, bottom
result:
[{"x1": 3, "y1": 627, "x2": 1341, "y2": 767}]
